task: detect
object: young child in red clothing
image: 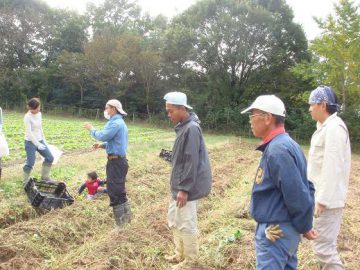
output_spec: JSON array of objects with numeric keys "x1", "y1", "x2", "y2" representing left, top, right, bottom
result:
[{"x1": 78, "y1": 171, "x2": 107, "y2": 200}]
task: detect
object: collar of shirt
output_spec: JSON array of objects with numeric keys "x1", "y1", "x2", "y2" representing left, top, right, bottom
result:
[
  {"x1": 256, "y1": 126, "x2": 285, "y2": 151},
  {"x1": 316, "y1": 112, "x2": 337, "y2": 130},
  {"x1": 110, "y1": 114, "x2": 122, "y2": 121}
]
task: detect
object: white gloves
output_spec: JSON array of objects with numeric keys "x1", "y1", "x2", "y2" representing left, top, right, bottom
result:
[
  {"x1": 37, "y1": 143, "x2": 46, "y2": 151},
  {"x1": 265, "y1": 224, "x2": 284, "y2": 242}
]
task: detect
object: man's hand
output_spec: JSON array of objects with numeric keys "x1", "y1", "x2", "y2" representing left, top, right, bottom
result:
[
  {"x1": 176, "y1": 190, "x2": 188, "y2": 208},
  {"x1": 314, "y1": 202, "x2": 326, "y2": 218},
  {"x1": 84, "y1": 122, "x2": 93, "y2": 131},
  {"x1": 92, "y1": 143, "x2": 102, "y2": 150},
  {"x1": 303, "y1": 229, "x2": 319, "y2": 240}
]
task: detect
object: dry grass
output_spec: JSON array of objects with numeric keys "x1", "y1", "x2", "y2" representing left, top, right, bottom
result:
[{"x1": 0, "y1": 135, "x2": 359, "y2": 269}]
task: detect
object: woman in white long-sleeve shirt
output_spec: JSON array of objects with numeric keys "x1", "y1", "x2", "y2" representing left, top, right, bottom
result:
[{"x1": 23, "y1": 98, "x2": 53, "y2": 184}]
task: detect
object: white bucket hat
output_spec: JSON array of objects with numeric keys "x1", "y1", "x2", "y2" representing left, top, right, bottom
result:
[
  {"x1": 106, "y1": 99, "x2": 127, "y2": 115},
  {"x1": 164, "y1": 92, "x2": 193, "y2": 109},
  {"x1": 241, "y1": 95, "x2": 286, "y2": 117}
]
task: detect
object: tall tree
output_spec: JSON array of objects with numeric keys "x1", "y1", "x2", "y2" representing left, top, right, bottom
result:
[
  {"x1": 84, "y1": 34, "x2": 133, "y2": 100},
  {"x1": 293, "y1": 0, "x2": 360, "y2": 110},
  {"x1": 56, "y1": 51, "x2": 88, "y2": 104},
  {"x1": 86, "y1": 0, "x2": 140, "y2": 36},
  {"x1": 163, "y1": 0, "x2": 309, "y2": 110}
]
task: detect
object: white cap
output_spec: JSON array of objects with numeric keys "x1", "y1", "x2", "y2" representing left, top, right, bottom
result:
[
  {"x1": 241, "y1": 95, "x2": 286, "y2": 117},
  {"x1": 164, "y1": 92, "x2": 193, "y2": 109},
  {"x1": 106, "y1": 99, "x2": 127, "y2": 115}
]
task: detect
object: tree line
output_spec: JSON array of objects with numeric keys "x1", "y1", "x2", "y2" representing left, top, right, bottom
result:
[{"x1": 0, "y1": 0, "x2": 359, "y2": 143}]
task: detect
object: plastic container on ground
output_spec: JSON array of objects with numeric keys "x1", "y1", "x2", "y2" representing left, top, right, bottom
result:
[{"x1": 24, "y1": 178, "x2": 74, "y2": 209}]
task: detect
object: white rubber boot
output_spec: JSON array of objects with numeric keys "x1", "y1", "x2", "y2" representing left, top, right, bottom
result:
[
  {"x1": 41, "y1": 163, "x2": 52, "y2": 181},
  {"x1": 165, "y1": 228, "x2": 184, "y2": 263},
  {"x1": 172, "y1": 232, "x2": 198, "y2": 270}
]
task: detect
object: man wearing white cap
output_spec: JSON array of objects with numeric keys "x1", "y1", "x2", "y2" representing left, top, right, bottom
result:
[
  {"x1": 163, "y1": 91, "x2": 212, "y2": 269},
  {"x1": 307, "y1": 86, "x2": 351, "y2": 270},
  {"x1": 241, "y1": 95, "x2": 317, "y2": 270},
  {"x1": 84, "y1": 99, "x2": 131, "y2": 226}
]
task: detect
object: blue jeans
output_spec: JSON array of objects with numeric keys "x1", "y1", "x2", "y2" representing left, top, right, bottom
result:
[
  {"x1": 255, "y1": 223, "x2": 300, "y2": 270},
  {"x1": 23, "y1": 140, "x2": 54, "y2": 172}
]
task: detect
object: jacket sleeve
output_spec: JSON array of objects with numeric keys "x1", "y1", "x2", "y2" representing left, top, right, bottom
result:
[
  {"x1": 268, "y1": 150, "x2": 314, "y2": 234},
  {"x1": 90, "y1": 121, "x2": 120, "y2": 142},
  {"x1": 316, "y1": 124, "x2": 349, "y2": 206},
  {"x1": 78, "y1": 183, "x2": 86, "y2": 194},
  {"x1": 177, "y1": 125, "x2": 201, "y2": 192}
]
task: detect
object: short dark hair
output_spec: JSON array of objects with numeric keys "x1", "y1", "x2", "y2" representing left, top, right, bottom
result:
[
  {"x1": 27, "y1": 98, "x2": 40, "y2": 110},
  {"x1": 87, "y1": 171, "x2": 98, "y2": 180},
  {"x1": 273, "y1": 114, "x2": 285, "y2": 125}
]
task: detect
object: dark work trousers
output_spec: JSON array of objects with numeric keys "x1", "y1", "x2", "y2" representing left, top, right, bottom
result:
[{"x1": 106, "y1": 157, "x2": 128, "y2": 206}]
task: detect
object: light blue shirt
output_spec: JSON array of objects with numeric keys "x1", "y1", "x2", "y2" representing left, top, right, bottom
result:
[{"x1": 90, "y1": 114, "x2": 128, "y2": 156}]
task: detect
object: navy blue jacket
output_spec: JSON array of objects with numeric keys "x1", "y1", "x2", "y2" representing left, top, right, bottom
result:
[{"x1": 250, "y1": 133, "x2": 315, "y2": 234}]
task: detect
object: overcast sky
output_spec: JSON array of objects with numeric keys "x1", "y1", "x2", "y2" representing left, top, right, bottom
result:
[{"x1": 43, "y1": 0, "x2": 359, "y2": 41}]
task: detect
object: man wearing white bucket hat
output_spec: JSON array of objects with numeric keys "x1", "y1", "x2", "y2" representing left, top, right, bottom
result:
[
  {"x1": 84, "y1": 99, "x2": 131, "y2": 226},
  {"x1": 241, "y1": 95, "x2": 317, "y2": 270},
  {"x1": 163, "y1": 91, "x2": 212, "y2": 269}
]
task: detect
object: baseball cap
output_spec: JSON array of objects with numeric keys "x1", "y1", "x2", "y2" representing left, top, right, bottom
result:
[
  {"x1": 164, "y1": 91, "x2": 193, "y2": 109},
  {"x1": 106, "y1": 99, "x2": 127, "y2": 115},
  {"x1": 241, "y1": 95, "x2": 286, "y2": 117}
]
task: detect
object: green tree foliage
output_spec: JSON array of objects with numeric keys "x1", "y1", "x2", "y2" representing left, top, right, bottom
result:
[
  {"x1": 1, "y1": 0, "x2": 357, "y2": 143},
  {"x1": 292, "y1": 0, "x2": 360, "y2": 143},
  {"x1": 56, "y1": 51, "x2": 88, "y2": 104},
  {"x1": 0, "y1": 0, "x2": 88, "y2": 104},
  {"x1": 162, "y1": 0, "x2": 310, "y2": 132},
  {"x1": 87, "y1": 0, "x2": 141, "y2": 36},
  {"x1": 293, "y1": 0, "x2": 359, "y2": 110}
]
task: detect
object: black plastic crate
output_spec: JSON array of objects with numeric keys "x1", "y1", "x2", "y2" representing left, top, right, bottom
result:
[
  {"x1": 24, "y1": 178, "x2": 74, "y2": 209},
  {"x1": 159, "y1": 149, "x2": 172, "y2": 162}
]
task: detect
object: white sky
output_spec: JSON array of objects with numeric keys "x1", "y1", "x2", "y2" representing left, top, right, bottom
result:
[{"x1": 43, "y1": 0, "x2": 359, "y2": 41}]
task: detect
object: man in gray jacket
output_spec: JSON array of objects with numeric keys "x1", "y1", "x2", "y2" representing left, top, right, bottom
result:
[{"x1": 164, "y1": 91, "x2": 212, "y2": 269}]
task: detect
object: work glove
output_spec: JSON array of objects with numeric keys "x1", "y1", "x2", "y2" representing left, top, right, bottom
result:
[
  {"x1": 265, "y1": 224, "x2": 284, "y2": 242},
  {"x1": 37, "y1": 142, "x2": 46, "y2": 151}
]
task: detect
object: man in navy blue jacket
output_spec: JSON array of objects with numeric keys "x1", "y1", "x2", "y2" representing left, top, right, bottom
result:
[{"x1": 241, "y1": 95, "x2": 318, "y2": 270}]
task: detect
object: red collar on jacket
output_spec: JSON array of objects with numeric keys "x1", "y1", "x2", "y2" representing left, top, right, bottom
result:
[{"x1": 259, "y1": 126, "x2": 285, "y2": 146}]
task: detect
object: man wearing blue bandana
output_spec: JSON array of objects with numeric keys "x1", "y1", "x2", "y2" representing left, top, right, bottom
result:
[{"x1": 308, "y1": 86, "x2": 351, "y2": 270}]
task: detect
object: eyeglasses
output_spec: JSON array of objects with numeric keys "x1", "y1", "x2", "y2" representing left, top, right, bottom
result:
[{"x1": 249, "y1": 113, "x2": 267, "y2": 120}]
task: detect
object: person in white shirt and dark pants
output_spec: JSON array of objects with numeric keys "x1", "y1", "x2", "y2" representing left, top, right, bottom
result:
[
  {"x1": 308, "y1": 85, "x2": 351, "y2": 270},
  {"x1": 23, "y1": 98, "x2": 54, "y2": 184}
]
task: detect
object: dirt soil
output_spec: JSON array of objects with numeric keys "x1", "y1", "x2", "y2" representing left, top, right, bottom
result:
[{"x1": 0, "y1": 138, "x2": 359, "y2": 269}]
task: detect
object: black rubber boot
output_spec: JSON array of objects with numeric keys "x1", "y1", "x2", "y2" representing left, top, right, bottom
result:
[{"x1": 113, "y1": 201, "x2": 132, "y2": 227}]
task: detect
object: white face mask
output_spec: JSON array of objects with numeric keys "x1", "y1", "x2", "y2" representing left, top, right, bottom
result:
[{"x1": 104, "y1": 111, "x2": 111, "y2": 120}]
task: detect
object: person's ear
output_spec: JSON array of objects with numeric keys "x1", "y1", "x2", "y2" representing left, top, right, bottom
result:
[
  {"x1": 264, "y1": 113, "x2": 273, "y2": 125},
  {"x1": 321, "y1": 102, "x2": 327, "y2": 110}
]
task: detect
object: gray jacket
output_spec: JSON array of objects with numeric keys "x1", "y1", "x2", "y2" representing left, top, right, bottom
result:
[{"x1": 170, "y1": 113, "x2": 212, "y2": 201}]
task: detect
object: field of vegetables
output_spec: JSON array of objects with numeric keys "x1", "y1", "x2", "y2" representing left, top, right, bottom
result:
[{"x1": 1, "y1": 111, "x2": 172, "y2": 162}]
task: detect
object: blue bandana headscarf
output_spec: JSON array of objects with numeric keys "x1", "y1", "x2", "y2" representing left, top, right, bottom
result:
[{"x1": 309, "y1": 85, "x2": 340, "y2": 111}]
